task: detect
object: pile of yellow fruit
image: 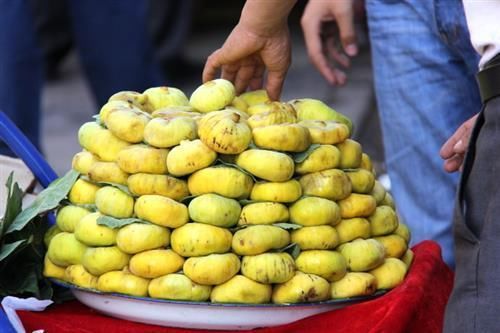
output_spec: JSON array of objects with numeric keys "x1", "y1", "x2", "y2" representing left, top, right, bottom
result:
[{"x1": 43, "y1": 79, "x2": 413, "y2": 304}]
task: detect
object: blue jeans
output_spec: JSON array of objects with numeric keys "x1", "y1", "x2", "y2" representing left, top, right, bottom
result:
[
  {"x1": 0, "y1": 0, "x2": 163, "y2": 156},
  {"x1": 366, "y1": 0, "x2": 481, "y2": 267}
]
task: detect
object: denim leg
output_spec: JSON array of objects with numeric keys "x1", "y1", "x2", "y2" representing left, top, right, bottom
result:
[
  {"x1": 0, "y1": 0, "x2": 43, "y2": 155},
  {"x1": 366, "y1": 0, "x2": 481, "y2": 267},
  {"x1": 67, "y1": 0, "x2": 164, "y2": 107}
]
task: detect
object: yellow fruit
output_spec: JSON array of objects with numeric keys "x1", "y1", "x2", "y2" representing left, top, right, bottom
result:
[
  {"x1": 381, "y1": 192, "x2": 396, "y2": 209},
  {"x1": 188, "y1": 193, "x2": 241, "y2": 227},
  {"x1": 97, "y1": 271, "x2": 149, "y2": 297},
  {"x1": 171, "y1": 223, "x2": 232, "y2": 257},
  {"x1": 394, "y1": 222, "x2": 411, "y2": 243},
  {"x1": 272, "y1": 272, "x2": 330, "y2": 304},
  {"x1": 336, "y1": 139, "x2": 362, "y2": 169},
  {"x1": 44, "y1": 225, "x2": 62, "y2": 248},
  {"x1": 104, "y1": 108, "x2": 151, "y2": 143},
  {"x1": 127, "y1": 173, "x2": 189, "y2": 200},
  {"x1": 190, "y1": 79, "x2": 236, "y2": 112},
  {"x1": 291, "y1": 225, "x2": 339, "y2": 250},
  {"x1": 339, "y1": 238, "x2": 386, "y2": 272},
  {"x1": 299, "y1": 120, "x2": 350, "y2": 144},
  {"x1": 289, "y1": 197, "x2": 341, "y2": 226},
  {"x1": 369, "y1": 258, "x2": 407, "y2": 290},
  {"x1": 295, "y1": 250, "x2": 347, "y2": 282},
  {"x1": 43, "y1": 255, "x2": 67, "y2": 280},
  {"x1": 239, "y1": 202, "x2": 289, "y2": 225},
  {"x1": 152, "y1": 106, "x2": 200, "y2": 119},
  {"x1": 72, "y1": 151, "x2": 99, "y2": 175},
  {"x1": 166, "y1": 139, "x2": 217, "y2": 176},
  {"x1": 241, "y1": 252, "x2": 295, "y2": 284},
  {"x1": 230, "y1": 96, "x2": 249, "y2": 112},
  {"x1": 108, "y1": 90, "x2": 151, "y2": 112},
  {"x1": 82, "y1": 246, "x2": 130, "y2": 276},
  {"x1": 246, "y1": 101, "x2": 295, "y2": 117},
  {"x1": 198, "y1": 110, "x2": 252, "y2": 154},
  {"x1": 144, "y1": 116, "x2": 197, "y2": 148},
  {"x1": 134, "y1": 195, "x2": 188, "y2": 228},
  {"x1": 250, "y1": 179, "x2": 302, "y2": 203},
  {"x1": 88, "y1": 161, "x2": 129, "y2": 185},
  {"x1": 184, "y1": 253, "x2": 240, "y2": 285},
  {"x1": 299, "y1": 169, "x2": 351, "y2": 201},
  {"x1": 78, "y1": 122, "x2": 130, "y2": 161},
  {"x1": 360, "y1": 153, "x2": 373, "y2": 172},
  {"x1": 211, "y1": 275, "x2": 272, "y2": 304},
  {"x1": 129, "y1": 249, "x2": 184, "y2": 279},
  {"x1": 143, "y1": 86, "x2": 189, "y2": 110},
  {"x1": 335, "y1": 218, "x2": 371, "y2": 244},
  {"x1": 295, "y1": 145, "x2": 341, "y2": 174},
  {"x1": 247, "y1": 107, "x2": 296, "y2": 129},
  {"x1": 238, "y1": 89, "x2": 270, "y2": 106},
  {"x1": 65, "y1": 265, "x2": 98, "y2": 289},
  {"x1": 338, "y1": 193, "x2": 377, "y2": 218},
  {"x1": 116, "y1": 223, "x2": 170, "y2": 254},
  {"x1": 149, "y1": 274, "x2": 212, "y2": 301},
  {"x1": 401, "y1": 249, "x2": 414, "y2": 268},
  {"x1": 56, "y1": 205, "x2": 92, "y2": 232},
  {"x1": 74, "y1": 212, "x2": 117, "y2": 246},
  {"x1": 370, "y1": 181, "x2": 387, "y2": 205},
  {"x1": 116, "y1": 144, "x2": 168, "y2": 174},
  {"x1": 369, "y1": 206, "x2": 399, "y2": 236},
  {"x1": 95, "y1": 186, "x2": 134, "y2": 218},
  {"x1": 188, "y1": 166, "x2": 254, "y2": 199},
  {"x1": 345, "y1": 169, "x2": 375, "y2": 194},
  {"x1": 235, "y1": 149, "x2": 294, "y2": 182},
  {"x1": 47, "y1": 232, "x2": 88, "y2": 267},
  {"x1": 232, "y1": 225, "x2": 290, "y2": 256},
  {"x1": 290, "y1": 98, "x2": 353, "y2": 134},
  {"x1": 330, "y1": 272, "x2": 377, "y2": 299},
  {"x1": 252, "y1": 123, "x2": 311, "y2": 152},
  {"x1": 99, "y1": 100, "x2": 135, "y2": 123},
  {"x1": 68, "y1": 178, "x2": 100, "y2": 205},
  {"x1": 374, "y1": 234, "x2": 408, "y2": 258}
]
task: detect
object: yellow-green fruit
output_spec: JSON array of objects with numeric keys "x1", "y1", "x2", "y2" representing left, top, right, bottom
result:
[
  {"x1": 339, "y1": 238, "x2": 386, "y2": 272},
  {"x1": 223, "y1": 107, "x2": 249, "y2": 121},
  {"x1": 95, "y1": 186, "x2": 134, "y2": 218},
  {"x1": 188, "y1": 167, "x2": 254, "y2": 199},
  {"x1": 250, "y1": 180, "x2": 302, "y2": 203},
  {"x1": 129, "y1": 249, "x2": 184, "y2": 279},
  {"x1": 44, "y1": 225, "x2": 63, "y2": 248},
  {"x1": 381, "y1": 192, "x2": 396, "y2": 209},
  {"x1": 299, "y1": 169, "x2": 351, "y2": 201},
  {"x1": 401, "y1": 249, "x2": 414, "y2": 268},
  {"x1": 188, "y1": 193, "x2": 241, "y2": 227},
  {"x1": 235, "y1": 149, "x2": 294, "y2": 182},
  {"x1": 360, "y1": 153, "x2": 373, "y2": 171},
  {"x1": 143, "y1": 86, "x2": 189, "y2": 110},
  {"x1": 171, "y1": 223, "x2": 232, "y2": 257},
  {"x1": 238, "y1": 202, "x2": 289, "y2": 225},
  {"x1": 43, "y1": 255, "x2": 66, "y2": 280},
  {"x1": 211, "y1": 275, "x2": 272, "y2": 304},
  {"x1": 116, "y1": 223, "x2": 170, "y2": 254},
  {"x1": 72, "y1": 151, "x2": 99, "y2": 175},
  {"x1": 149, "y1": 274, "x2": 211, "y2": 301},
  {"x1": 299, "y1": 120, "x2": 350, "y2": 145},
  {"x1": 152, "y1": 106, "x2": 200, "y2": 119},
  {"x1": 99, "y1": 100, "x2": 135, "y2": 123},
  {"x1": 272, "y1": 272, "x2": 330, "y2": 304},
  {"x1": 374, "y1": 234, "x2": 408, "y2": 258},
  {"x1": 370, "y1": 181, "x2": 387, "y2": 205},
  {"x1": 252, "y1": 123, "x2": 311, "y2": 152},
  {"x1": 134, "y1": 195, "x2": 188, "y2": 228},
  {"x1": 232, "y1": 225, "x2": 290, "y2": 256},
  {"x1": 68, "y1": 179, "x2": 100, "y2": 205},
  {"x1": 369, "y1": 258, "x2": 407, "y2": 290},
  {"x1": 166, "y1": 139, "x2": 217, "y2": 176},
  {"x1": 56, "y1": 205, "x2": 92, "y2": 232},
  {"x1": 295, "y1": 250, "x2": 347, "y2": 282},
  {"x1": 47, "y1": 232, "x2": 88, "y2": 267},
  {"x1": 336, "y1": 139, "x2": 362, "y2": 169},
  {"x1": 290, "y1": 98, "x2": 353, "y2": 134},
  {"x1": 78, "y1": 122, "x2": 130, "y2": 161},
  {"x1": 184, "y1": 253, "x2": 240, "y2": 285},
  {"x1": 65, "y1": 265, "x2": 98, "y2": 289},
  {"x1": 369, "y1": 206, "x2": 399, "y2": 236},
  {"x1": 190, "y1": 79, "x2": 236, "y2": 112},
  {"x1": 144, "y1": 117, "x2": 197, "y2": 148},
  {"x1": 338, "y1": 193, "x2": 377, "y2": 218},
  {"x1": 247, "y1": 104, "x2": 296, "y2": 129},
  {"x1": 97, "y1": 271, "x2": 149, "y2": 297},
  {"x1": 330, "y1": 272, "x2": 377, "y2": 299},
  {"x1": 291, "y1": 225, "x2": 339, "y2": 250},
  {"x1": 82, "y1": 246, "x2": 130, "y2": 276},
  {"x1": 230, "y1": 95, "x2": 249, "y2": 112},
  {"x1": 74, "y1": 212, "x2": 117, "y2": 246},
  {"x1": 88, "y1": 161, "x2": 129, "y2": 185},
  {"x1": 246, "y1": 101, "x2": 294, "y2": 116},
  {"x1": 116, "y1": 144, "x2": 168, "y2": 174},
  {"x1": 127, "y1": 173, "x2": 189, "y2": 201},
  {"x1": 198, "y1": 110, "x2": 252, "y2": 154},
  {"x1": 238, "y1": 89, "x2": 270, "y2": 106},
  {"x1": 109, "y1": 90, "x2": 151, "y2": 112},
  {"x1": 241, "y1": 252, "x2": 295, "y2": 284},
  {"x1": 295, "y1": 145, "x2": 340, "y2": 174},
  {"x1": 345, "y1": 169, "x2": 375, "y2": 194},
  {"x1": 335, "y1": 218, "x2": 371, "y2": 244},
  {"x1": 289, "y1": 197, "x2": 341, "y2": 226},
  {"x1": 394, "y1": 223, "x2": 411, "y2": 243},
  {"x1": 105, "y1": 108, "x2": 151, "y2": 143}
]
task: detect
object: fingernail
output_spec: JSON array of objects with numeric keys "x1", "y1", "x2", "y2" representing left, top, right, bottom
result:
[{"x1": 345, "y1": 44, "x2": 358, "y2": 56}]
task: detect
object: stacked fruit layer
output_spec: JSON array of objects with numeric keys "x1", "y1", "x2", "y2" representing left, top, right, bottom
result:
[{"x1": 43, "y1": 79, "x2": 413, "y2": 304}]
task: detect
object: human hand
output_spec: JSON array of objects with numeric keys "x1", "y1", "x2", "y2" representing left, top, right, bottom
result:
[
  {"x1": 301, "y1": 0, "x2": 357, "y2": 85},
  {"x1": 440, "y1": 114, "x2": 479, "y2": 173}
]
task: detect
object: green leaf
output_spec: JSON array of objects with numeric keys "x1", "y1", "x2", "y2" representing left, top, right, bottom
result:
[
  {"x1": 98, "y1": 182, "x2": 133, "y2": 196},
  {"x1": 96, "y1": 216, "x2": 151, "y2": 229},
  {"x1": 275, "y1": 242, "x2": 299, "y2": 254},
  {"x1": 6, "y1": 170, "x2": 80, "y2": 234},
  {"x1": 290, "y1": 244, "x2": 301, "y2": 259},
  {"x1": 291, "y1": 144, "x2": 321, "y2": 163},
  {"x1": 273, "y1": 223, "x2": 302, "y2": 230},
  {"x1": 215, "y1": 159, "x2": 258, "y2": 182},
  {"x1": 180, "y1": 195, "x2": 197, "y2": 204},
  {"x1": 1, "y1": 172, "x2": 23, "y2": 238},
  {"x1": 238, "y1": 199, "x2": 258, "y2": 205},
  {"x1": 0, "y1": 239, "x2": 27, "y2": 262},
  {"x1": 92, "y1": 114, "x2": 105, "y2": 127},
  {"x1": 75, "y1": 204, "x2": 98, "y2": 212},
  {"x1": 229, "y1": 224, "x2": 249, "y2": 233}
]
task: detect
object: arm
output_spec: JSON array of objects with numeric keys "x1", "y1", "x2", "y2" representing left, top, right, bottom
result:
[{"x1": 203, "y1": 0, "x2": 297, "y2": 100}]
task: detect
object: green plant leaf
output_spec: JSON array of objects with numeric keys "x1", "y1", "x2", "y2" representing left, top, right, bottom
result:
[
  {"x1": 275, "y1": 242, "x2": 299, "y2": 255},
  {"x1": 215, "y1": 159, "x2": 258, "y2": 182},
  {"x1": 180, "y1": 195, "x2": 197, "y2": 204},
  {"x1": 98, "y1": 182, "x2": 133, "y2": 196},
  {"x1": 291, "y1": 144, "x2": 321, "y2": 163},
  {"x1": 290, "y1": 244, "x2": 301, "y2": 259},
  {"x1": 238, "y1": 199, "x2": 258, "y2": 205},
  {"x1": 6, "y1": 170, "x2": 80, "y2": 234},
  {"x1": 0, "y1": 239, "x2": 27, "y2": 262},
  {"x1": 96, "y1": 216, "x2": 151, "y2": 229},
  {"x1": 75, "y1": 204, "x2": 98, "y2": 211},
  {"x1": 1, "y1": 172, "x2": 23, "y2": 238},
  {"x1": 273, "y1": 223, "x2": 302, "y2": 230}
]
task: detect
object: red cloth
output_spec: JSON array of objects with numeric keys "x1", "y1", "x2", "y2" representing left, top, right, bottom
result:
[{"x1": 18, "y1": 241, "x2": 453, "y2": 333}]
